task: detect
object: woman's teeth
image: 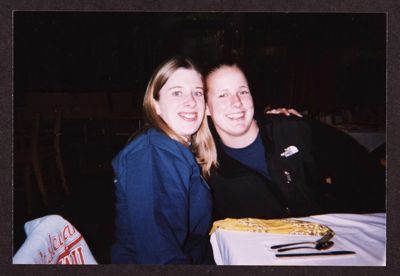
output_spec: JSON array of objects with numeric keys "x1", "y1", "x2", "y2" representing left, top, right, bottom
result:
[
  {"x1": 178, "y1": 112, "x2": 197, "y2": 121},
  {"x1": 227, "y1": 112, "x2": 245, "y2": 119}
]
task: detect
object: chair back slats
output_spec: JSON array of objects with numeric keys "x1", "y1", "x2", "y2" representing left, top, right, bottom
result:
[{"x1": 15, "y1": 109, "x2": 69, "y2": 210}]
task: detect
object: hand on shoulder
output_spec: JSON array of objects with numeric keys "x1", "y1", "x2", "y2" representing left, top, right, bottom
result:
[{"x1": 264, "y1": 107, "x2": 303, "y2": 118}]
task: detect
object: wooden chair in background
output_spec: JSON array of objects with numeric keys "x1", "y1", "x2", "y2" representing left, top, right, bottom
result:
[
  {"x1": 14, "y1": 114, "x2": 38, "y2": 215},
  {"x1": 14, "y1": 110, "x2": 69, "y2": 213}
]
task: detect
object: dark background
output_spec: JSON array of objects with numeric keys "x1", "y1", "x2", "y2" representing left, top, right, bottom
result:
[
  {"x1": 15, "y1": 12, "x2": 386, "y2": 116},
  {"x1": 13, "y1": 12, "x2": 386, "y2": 264}
]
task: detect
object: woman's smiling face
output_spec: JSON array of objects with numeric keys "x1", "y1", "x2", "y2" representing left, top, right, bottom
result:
[
  {"x1": 155, "y1": 68, "x2": 205, "y2": 141},
  {"x1": 206, "y1": 65, "x2": 256, "y2": 143}
]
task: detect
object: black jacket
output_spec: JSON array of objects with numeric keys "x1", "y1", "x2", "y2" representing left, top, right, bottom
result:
[{"x1": 208, "y1": 114, "x2": 385, "y2": 220}]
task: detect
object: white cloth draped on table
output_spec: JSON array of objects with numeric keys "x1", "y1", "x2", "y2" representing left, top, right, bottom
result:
[{"x1": 210, "y1": 213, "x2": 386, "y2": 266}]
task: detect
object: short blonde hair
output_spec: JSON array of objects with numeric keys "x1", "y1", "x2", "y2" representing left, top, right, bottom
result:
[{"x1": 143, "y1": 56, "x2": 217, "y2": 178}]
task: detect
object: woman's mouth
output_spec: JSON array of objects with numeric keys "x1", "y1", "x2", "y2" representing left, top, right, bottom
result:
[
  {"x1": 178, "y1": 112, "x2": 198, "y2": 121},
  {"x1": 226, "y1": 112, "x2": 245, "y2": 120}
]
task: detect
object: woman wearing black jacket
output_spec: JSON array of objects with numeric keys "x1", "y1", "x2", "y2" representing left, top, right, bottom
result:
[{"x1": 204, "y1": 61, "x2": 385, "y2": 220}]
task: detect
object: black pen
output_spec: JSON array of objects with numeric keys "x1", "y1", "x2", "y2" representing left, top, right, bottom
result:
[{"x1": 276, "y1": 250, "x2": 356, "y2": 258}]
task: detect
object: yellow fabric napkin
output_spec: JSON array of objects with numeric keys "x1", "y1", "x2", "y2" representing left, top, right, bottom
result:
[{"x1": 209, "y1": 217, "x2": 335, "y2": 237}]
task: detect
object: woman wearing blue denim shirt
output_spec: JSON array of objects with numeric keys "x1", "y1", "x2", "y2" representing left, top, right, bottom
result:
[{"x1": 111, "y1": 57, "x2": 217, "y2": 264}]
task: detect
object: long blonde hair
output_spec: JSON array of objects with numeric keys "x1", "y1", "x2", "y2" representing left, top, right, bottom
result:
[{"x1": 142, "y1": 56, "x2": 217, "y2": 179}]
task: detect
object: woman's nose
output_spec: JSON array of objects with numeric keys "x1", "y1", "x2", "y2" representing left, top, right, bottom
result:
[
  {"x1": 231, "y1": 95, "x2": 243, "y2": 107},
  {"x1": 184, "y1": 93, "x2": 196, "y2": 107}
]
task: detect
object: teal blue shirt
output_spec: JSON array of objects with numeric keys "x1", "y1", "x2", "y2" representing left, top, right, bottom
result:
[{"x1": 222, "y1": 132, "x2": 271, "y2": 180}]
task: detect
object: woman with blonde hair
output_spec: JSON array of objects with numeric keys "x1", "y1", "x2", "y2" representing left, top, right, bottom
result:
[
  {"x1": 204, "y1": 60, "x2": 385, "y2": 221},
  {"x1": 111, "y1": 57, "x2": 217, "y2": 264}
]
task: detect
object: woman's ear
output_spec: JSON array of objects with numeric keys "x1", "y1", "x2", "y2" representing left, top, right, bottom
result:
[{"x1": 153, "y1": 99, "x2": 161, "y2": 115}]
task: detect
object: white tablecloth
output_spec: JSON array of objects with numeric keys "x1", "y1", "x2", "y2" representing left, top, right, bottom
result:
[
  {"x1": 210, "y1": 213, "x2": 386, "y2": 266},
  {"x1": 347, "y1": 130, "x2": 385, "y2": 152}
]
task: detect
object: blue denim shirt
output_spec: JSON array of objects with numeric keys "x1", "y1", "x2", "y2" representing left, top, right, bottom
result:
[{"x1": 111, "y1": 128, "x2": 212, "y2": 264}]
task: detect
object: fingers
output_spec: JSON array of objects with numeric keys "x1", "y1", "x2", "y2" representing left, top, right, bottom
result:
[
  {"x1": 266, "y1": 109, "x2": 282, "y2": 114},
  {"x1": 287, "y1": 108, "x2": 303, "y2": 117},
  {"x1": 265, "y1": 108, "x2": 303, "y2": 117},
  {"x1": 266, "y1": 108, "x2": 288, "y2": 115}
]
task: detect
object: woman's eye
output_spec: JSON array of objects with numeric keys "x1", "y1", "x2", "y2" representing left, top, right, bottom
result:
[
  {"x1": 194, "y1": 91, "x2": 204, "y2": 97},
  {"x1": 239, "y1": 90, "x2": 250, "y2": 95},
  {"x1": 217, "y1": 93, "x2": 228, "y2": 98},
  {"x1": 172, "y1": 91, "x2": 183, "y2": 96}
]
